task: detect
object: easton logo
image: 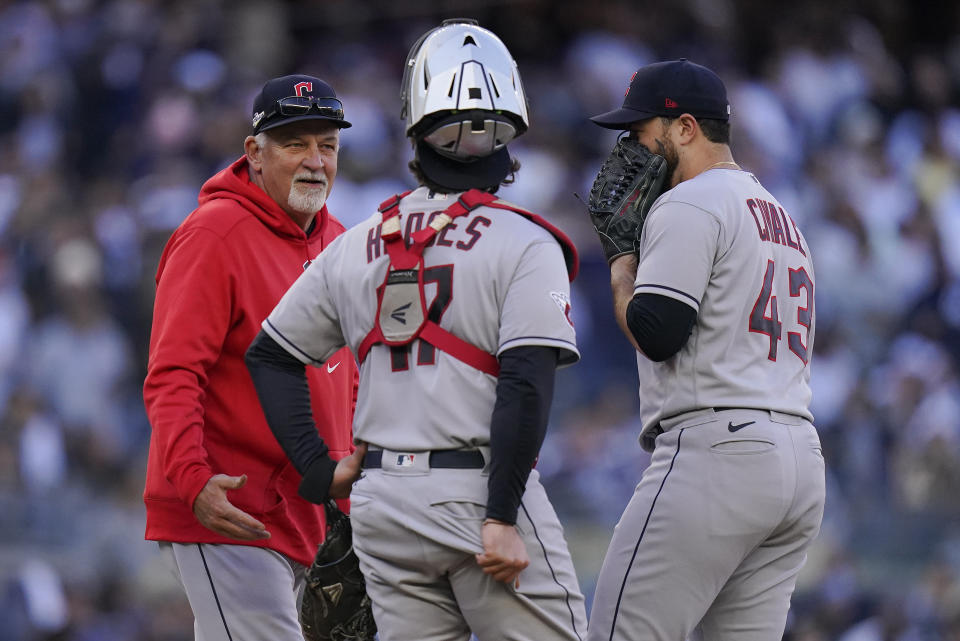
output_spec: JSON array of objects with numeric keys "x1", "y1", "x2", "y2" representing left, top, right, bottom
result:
[
  {"x1": 390, "y1": 302, "x2": 412, "y2": 324},
  {"x1": 293, "y1": 81, "x2": 313, "y2": 97}
]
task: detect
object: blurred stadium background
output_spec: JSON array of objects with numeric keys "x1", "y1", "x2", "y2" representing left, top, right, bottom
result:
[{"x1": 1, "y1": 0, "x2": 959, "y2": 639}]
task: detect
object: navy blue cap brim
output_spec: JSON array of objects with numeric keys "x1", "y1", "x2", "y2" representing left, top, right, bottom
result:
[
  {"x1": 589, "y1": 106, "x2": 660, "y2": 130},
  {"x1": 416, "y1": 142, "x2": 510, "y2": 191},
  {"x1": 257, "y1": 113, "x2": 352, "y2": 134}
]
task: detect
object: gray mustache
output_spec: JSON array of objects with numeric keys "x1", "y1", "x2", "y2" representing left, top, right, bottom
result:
[{"x1": 294, "y1": 174, "x2": 327, "y2": 185}]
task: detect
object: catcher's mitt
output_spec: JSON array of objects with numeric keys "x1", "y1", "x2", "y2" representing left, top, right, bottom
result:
[
  {"x1": 300, "y1": 500, "x2": 376, "y2": 641},
  {"x1": 587, "y1": 137, "x2": 668, "y2": 263}
]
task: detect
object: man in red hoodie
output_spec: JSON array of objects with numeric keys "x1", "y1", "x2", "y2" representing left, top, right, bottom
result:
[{"x1": 143, "y1": 75, "x2": 364, "y2": 641}]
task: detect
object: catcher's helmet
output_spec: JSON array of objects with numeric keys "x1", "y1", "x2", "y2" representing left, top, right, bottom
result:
[{"x1": 401, "y1": 19, "x2": 528, "y2": 163}]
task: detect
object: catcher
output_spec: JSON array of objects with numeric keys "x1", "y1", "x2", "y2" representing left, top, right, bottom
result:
[{"x1": 247, "y1": 19, "x2": 586, "y2": 641}]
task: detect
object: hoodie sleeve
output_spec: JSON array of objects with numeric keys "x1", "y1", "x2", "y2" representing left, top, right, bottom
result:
[{"x1": 143, "y1": 226, "x2": 234, "y2": 508}]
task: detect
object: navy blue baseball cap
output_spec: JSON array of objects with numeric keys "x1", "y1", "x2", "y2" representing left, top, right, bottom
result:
[
  {"x1": 251, "y1": 74, "x2": 352, "y2": 134},
  {"x1": 590, "y1": 59, "x2": 730, "y2": 129}
]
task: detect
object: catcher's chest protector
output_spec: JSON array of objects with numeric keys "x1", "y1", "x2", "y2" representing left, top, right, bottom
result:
[
  {"x1": 358, "y1": 189, "x2": 501, "y2": 376},
  {"x1": 357, "y1": 189, "x2": 579, "y2": 377},
  {"x1": 357, "y1": 189, "x2": 580, "y2": 377}
]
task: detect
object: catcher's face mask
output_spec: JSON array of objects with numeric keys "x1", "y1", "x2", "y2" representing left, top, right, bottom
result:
[{"x1": 400, "y1": 19, "x2": 529, "y2": 160}]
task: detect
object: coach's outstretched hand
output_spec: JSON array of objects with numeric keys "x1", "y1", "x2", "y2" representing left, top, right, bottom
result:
[
  {"x1": 193, "y1": 474, "x2": 271, "y2": 541},
  {"x1": 476, "y1": 519, "x2": 530, "y2": 587}
]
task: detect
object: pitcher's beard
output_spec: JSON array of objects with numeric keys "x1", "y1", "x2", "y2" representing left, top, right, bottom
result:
[{"x1": 288, "y1": 183, "x2": 328, "y2": 215}]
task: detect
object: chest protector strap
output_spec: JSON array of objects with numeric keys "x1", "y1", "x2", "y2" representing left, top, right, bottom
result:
[{"x1": 357, "y1": 189, "x2": 502, "y2": 377}]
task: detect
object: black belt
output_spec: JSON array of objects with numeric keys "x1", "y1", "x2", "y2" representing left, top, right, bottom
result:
[{"x1": 363, "y1": 449, "x2": 485, "y2": 469}]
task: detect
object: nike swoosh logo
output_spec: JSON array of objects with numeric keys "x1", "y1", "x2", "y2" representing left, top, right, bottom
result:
[
  {"x1": 728, "y1": 421, "x2": 755, "y2": 433},
  {"x1": 326, "y1": 361, "x2": 341, "y2": 374}
]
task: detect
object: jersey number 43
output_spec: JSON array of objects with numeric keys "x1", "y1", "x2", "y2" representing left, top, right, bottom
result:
[{"x1": 748, "y1": 259, "x2": 814, "y2": 363}]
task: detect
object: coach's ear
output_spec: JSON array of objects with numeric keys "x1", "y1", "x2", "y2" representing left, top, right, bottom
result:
[{"x1": 244, "y1": 135, "x2": 263, "y2": 171}]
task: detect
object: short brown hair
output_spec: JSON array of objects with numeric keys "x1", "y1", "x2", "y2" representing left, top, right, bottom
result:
[
  {"x1": 698, "y1": 118, "x2": 730, "y2": 144},
  {"x1": 659, "y1": 116, "x2": 730, "y2": 144}
]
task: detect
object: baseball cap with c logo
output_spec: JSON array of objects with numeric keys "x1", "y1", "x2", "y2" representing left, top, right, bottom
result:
[{"x1": 251, "y1": 74, "x2": 353, "y2": 134}]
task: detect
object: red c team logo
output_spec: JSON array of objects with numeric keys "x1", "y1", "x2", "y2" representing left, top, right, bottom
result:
[
  {"x1": 293, "y1": 82, "x2": 313, "y2": 97},
  {"x1": 665, "y1": 98, "x2": 678, "y2": 108}
]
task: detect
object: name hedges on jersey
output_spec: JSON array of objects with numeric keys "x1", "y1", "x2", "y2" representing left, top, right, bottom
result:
[{"x1": 365, "y1": 212, "x2": 492, "y2": 263}]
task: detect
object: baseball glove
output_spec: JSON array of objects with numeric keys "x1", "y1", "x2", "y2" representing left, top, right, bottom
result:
[
  {"x1": 300, "y1": 500, "x2": 377, "y2": 641},
  {"x1": 587, "y1": 137, "x2": 668, "y2": 263}
]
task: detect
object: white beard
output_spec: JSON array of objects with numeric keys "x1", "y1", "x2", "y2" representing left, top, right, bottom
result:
[{"x1": 287, "y1": 180, "x2": 328, "y2": 215}]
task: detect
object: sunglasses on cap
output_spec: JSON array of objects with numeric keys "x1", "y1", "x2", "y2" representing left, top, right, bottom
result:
[
  {"x1": 255, "y1": 96, "x2": 346, "y2": 132},
  {"x1": 270, "y1": 95, "x2": 345, "y2": 119}
]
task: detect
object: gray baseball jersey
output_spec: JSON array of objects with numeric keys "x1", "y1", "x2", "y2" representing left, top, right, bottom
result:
[
  {"x1": 264, "y1": 186, "x2": 586, "y2": 641},
  {"x1": 264, "y1": 186, "x2": 578, "y2": 450},
  {"x1": 633, "y1": 168, "x2": 815, "y2": 440},
  {"x1": 587, "y1": 168, "x2": 825, "y2": 641}
]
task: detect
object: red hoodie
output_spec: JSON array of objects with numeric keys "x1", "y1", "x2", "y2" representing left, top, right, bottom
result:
[{"x1": 143, "y1": 156, "x2": 357, "y2": 566}]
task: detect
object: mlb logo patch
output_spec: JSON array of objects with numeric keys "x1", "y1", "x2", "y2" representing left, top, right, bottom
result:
[{"x1": 396, "y1": 454, "x2": 416, "y2": 466}]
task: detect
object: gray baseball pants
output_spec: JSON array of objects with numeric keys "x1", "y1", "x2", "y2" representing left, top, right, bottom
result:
[
  {"x1": 350, "y1": 458, "x2": 587, "y2": 641},
  {"x1": 159, "y1": 541, "x2": 307, "y2": 641},
  {"x1": 587, "y1": 408, "x2": 825, "y2": 641}
]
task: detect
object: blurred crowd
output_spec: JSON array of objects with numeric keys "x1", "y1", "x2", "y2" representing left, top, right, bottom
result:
[{"x1": 1, "y1": 0, "x2": 959, "y2": 639}]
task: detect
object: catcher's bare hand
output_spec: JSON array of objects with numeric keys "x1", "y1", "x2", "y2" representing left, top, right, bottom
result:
[
  {"x1": 193, "y1": 474, "x2": 270, "y2": 541},
  {"x1": 475, "y1": 519, "x2": 529, "y2": 587},
  {"x1": 328, "y1": 442, "x2": 368, "y2": 499}
]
